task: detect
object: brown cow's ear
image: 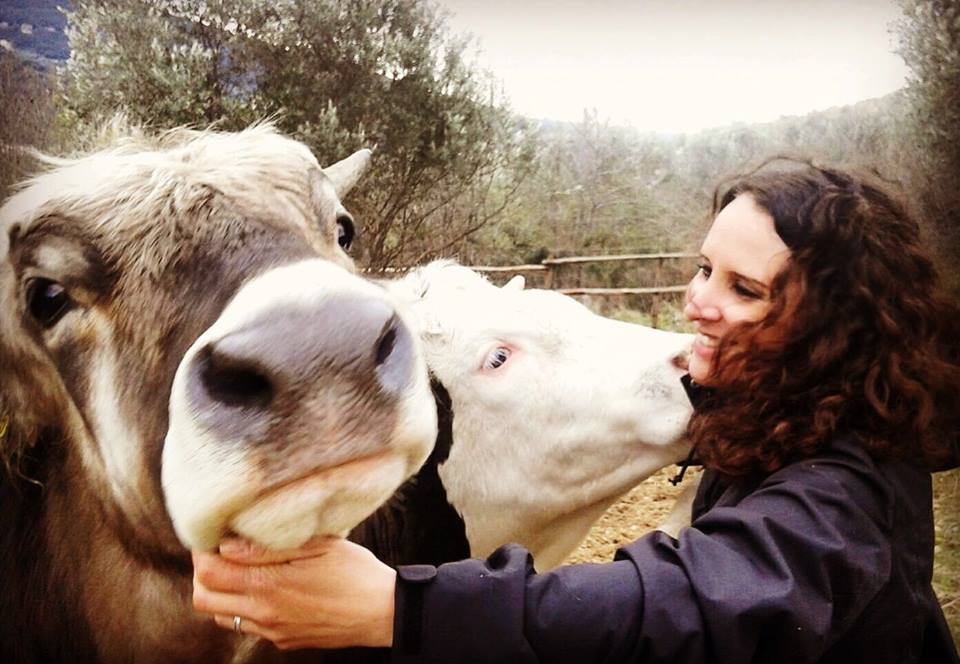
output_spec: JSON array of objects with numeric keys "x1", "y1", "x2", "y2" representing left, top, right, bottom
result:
[{"x1": 325, "y1": 149, "x2": 372, "y2": 199}]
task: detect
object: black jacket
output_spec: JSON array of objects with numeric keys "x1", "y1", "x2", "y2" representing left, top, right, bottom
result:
[{"x1": 390, "y1": 438, "x2": 958, "y2": 663}]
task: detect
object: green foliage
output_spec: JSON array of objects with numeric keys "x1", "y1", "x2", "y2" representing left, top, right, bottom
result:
[
  {"x1": 467, "y1": 111, "x2": 702, "y2": 266},
  {"x1": 62, "y1": 0, "x2": 536, "y2": 269},
  {"x1": 896, "y1": 0, "x2": 960, "y2": 270},
  {"x1": 63, "y1": 1, "x2": 255, "y2": 128},
  {"x1": 605, "y1": 300, "x2": 692, "y2": 333}
]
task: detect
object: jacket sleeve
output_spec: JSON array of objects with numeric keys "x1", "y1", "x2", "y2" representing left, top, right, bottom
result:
[
  {"x1": 391, "y1": 545, "x2": 650, "y2": 663},
  {"x1": 391, "y1": 446, "x2": 897, "y2": 664}
]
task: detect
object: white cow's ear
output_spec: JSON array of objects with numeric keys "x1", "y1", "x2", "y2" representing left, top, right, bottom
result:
[
  {"x1": 503, "y1": 275, "x2": 525, "y2": 291},
  {"x1": 325, "y1": 149, "x2": 372, "y2": 198}
]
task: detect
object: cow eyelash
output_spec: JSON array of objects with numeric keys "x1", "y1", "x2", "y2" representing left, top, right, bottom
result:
[{"x1": 482, "y1": 347, "x2": 511, "y2": 371}]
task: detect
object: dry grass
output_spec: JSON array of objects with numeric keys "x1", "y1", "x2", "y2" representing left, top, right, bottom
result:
[
  {"x1": 565, "y1": 466, "x2": 697, "y2": 565},
  {"x1": 934, "y1": 468, "x2": 960, "y2": 645}
]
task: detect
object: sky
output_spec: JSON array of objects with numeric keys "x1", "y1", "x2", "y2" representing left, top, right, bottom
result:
[{"x1": 436, "y1": 0, "x2": 909, "y2": 134}]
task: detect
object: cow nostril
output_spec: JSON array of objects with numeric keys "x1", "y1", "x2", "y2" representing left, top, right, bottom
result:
[
  {"x1": 374, "y1": 324, "x2": 398, "y2": 367},
  {"x1": 199, "y1": 347, "x2": 274, "y2": 409}
]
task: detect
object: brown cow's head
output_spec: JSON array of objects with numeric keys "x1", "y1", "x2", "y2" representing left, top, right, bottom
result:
[{"x1": 0, "y1": 124, "x2": 436, "y2": 559}]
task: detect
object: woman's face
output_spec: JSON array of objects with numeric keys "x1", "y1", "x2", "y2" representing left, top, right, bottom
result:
[{"x1": 684, "y1": 193, "x2": 791, "y2": 385}]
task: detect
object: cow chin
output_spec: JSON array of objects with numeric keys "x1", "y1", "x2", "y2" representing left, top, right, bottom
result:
[
  {"x1": 227, "y1": 451, "x2": 409, "y2": 550},
  {"x1": 163, "y1": 378, "x2": 438, "y2": 551},
  {"x1": 164, "y1": 432, "x2": 432, "y2": 552}
]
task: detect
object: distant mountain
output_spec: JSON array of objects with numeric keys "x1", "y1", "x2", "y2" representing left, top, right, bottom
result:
[{"x1": 0, "y1": 0, "x2": 71, "y2": 66}]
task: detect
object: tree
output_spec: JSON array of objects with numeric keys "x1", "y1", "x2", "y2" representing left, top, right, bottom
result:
[
  {"x1": 0, "y1": 52, "x2": 59, "y2": 200},
  {"x1": 896, "y1": 0, "x2": 960, "y2": 274},
  {"x1": 62, "y1": 0, "x2": 536, "y2": 269}
]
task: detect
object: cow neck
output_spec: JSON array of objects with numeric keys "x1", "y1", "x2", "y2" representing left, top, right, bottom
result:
[{"x1": 347, "y1": 378, "x2": 469, "y2": 568}]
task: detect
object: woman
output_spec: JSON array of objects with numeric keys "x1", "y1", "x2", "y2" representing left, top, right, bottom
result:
[{"x1": 192, "y1": 161, "x2": 960, "y2": 662}]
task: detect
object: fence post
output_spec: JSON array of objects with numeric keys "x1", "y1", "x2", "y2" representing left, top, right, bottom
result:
[{"x1": 652, "y1": 257, "x2": 665, "y2": 327}]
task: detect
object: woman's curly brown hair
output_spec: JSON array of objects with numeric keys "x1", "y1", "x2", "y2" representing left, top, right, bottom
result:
[{"x1": 688, "y1": 159, "x2": 960, "y2": 479}]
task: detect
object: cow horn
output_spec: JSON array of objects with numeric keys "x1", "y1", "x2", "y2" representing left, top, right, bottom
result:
[
  {"x1": 503, "y1": 275, "x2": 525, "y2": 291},
  {"x1": 325, "y1": 149, "x2": 372, "y2": 199}
]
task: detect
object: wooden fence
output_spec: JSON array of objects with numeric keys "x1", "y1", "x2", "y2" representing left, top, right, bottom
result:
[{"x1": 467, "y1": 252, "x2": 698, "y2": 297}]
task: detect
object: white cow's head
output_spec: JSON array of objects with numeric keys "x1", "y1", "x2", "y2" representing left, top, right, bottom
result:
[{"x1": 390, "y1": 261, "x2": 693, "y2": 569}]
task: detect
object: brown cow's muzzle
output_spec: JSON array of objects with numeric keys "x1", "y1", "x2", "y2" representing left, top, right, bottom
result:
[
  {"x1": 162, "y1": 259, "x2": 437, "y2": 551},
  {"x1": 185, "y1": 294, "x2": 414, "y2": 446}
]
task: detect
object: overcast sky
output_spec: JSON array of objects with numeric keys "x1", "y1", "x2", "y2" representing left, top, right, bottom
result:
[{"x1": 436, "y1": 0, "x2": 908, "y2": 133}]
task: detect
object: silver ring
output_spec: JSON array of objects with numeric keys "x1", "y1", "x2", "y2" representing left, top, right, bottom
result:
[{"x1": 233, "y1": 615, "x2": 242, "y2": 634}]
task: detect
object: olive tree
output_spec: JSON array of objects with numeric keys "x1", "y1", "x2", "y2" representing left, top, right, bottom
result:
[
  {"x1": 63, "y1": 0, "x2": 536, "y2": 268},
  {"x1": 896, "y1": 0, "x2": 960, "y2": 270}
]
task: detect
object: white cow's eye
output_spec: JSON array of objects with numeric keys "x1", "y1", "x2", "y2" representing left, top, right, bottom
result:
[{"x1": 483, "y1": 347, "x2": 511, "y2": 370}]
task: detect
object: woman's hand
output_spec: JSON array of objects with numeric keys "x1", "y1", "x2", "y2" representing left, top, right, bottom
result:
[{"x1": 192, "y1": 537, "x2": 396, "y2": 651}]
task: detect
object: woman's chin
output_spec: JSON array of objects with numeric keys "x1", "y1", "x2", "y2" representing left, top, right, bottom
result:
[{"x1": 687, "y1": 358, "x2": 714, "y2": 386}]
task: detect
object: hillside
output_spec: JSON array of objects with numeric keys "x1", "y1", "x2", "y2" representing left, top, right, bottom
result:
[{"x1": 0, "y1": 0, "x2": 70, "y2": 66}]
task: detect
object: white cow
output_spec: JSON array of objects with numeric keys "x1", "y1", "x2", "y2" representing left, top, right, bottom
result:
[{"x1": 389, "y1": 261, "x2": 693, "y2": 569}]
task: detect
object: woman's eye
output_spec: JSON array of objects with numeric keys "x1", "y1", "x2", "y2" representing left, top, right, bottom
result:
[
  {"x1": 336, "y1": 215, "x2": 355, "y2": 251},
  {"x1": 26, "y1": 278, "x2": 73, "y2": 328},
  {"x1": 734, "y1": 283, "x2": 761, "y2": 299},
  {"x1": 482, "y1": 347, "x2": 511, "y2": 370},
  {"x1": 696, "y1": 263, "x2": 711, "y2": 278}
]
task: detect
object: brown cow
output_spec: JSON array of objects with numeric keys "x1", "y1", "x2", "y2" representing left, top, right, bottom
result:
[{"x1": 0, "y1": 124, "x2": 437, "y2": 663}]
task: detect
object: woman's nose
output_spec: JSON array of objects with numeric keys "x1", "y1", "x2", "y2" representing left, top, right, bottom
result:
[{"x1": 684, "y1": 283, "x2": 722, "y2": 322}]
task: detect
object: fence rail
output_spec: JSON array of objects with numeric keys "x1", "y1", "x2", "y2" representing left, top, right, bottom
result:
[
  {"x1": 541, "y1": 252, "x2": 697, "y2": 266},
  {"x1": 557, "y1": 285, "x2": 689, "y2": 296},
  {"x1": 468, "y1": 264, "x2": 546, "y2": 273},
  {"x1": 469, "y1": 252, "x2": 698, "y2": 296}
]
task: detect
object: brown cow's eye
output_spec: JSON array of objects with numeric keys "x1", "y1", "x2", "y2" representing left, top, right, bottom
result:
[
  {"x1": 336, "y1": 214, "x2": 355, "y2": 251},
  {"x1": 26, "y1": 278, "x2": 73, "y2": 328}
]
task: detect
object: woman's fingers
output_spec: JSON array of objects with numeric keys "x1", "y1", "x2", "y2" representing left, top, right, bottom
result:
[
  {"x1": 193, "y1": 585, "x2": 265, "y2": 621},
  {"x1": 213, "y1": 613, "x2": 263, "y2": 638},
  {"x1": 218, "y1": 535, "x2": 339, "y2": 564},
  {"x1": 193, "y1": 553, "x2": 279, "y2": 622},
  {"x1": 193, "y1": 550, "x2": 253, "y2": 592},
  {"x1": 192, "y1": 537, "x2": 396, "y2": 648}
]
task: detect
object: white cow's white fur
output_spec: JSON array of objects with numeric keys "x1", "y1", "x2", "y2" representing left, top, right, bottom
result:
[
  {"x1": 390, "y1": 261, "x2": 694, "y2": 570},
  {"x1": 163, "y1": 259, "x2": 437, "y2": 550}
]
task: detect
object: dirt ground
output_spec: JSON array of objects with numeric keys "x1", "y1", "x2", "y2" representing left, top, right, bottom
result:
[{"x1": 565, "y1": 466, "x2": 702, "y2": 564}]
